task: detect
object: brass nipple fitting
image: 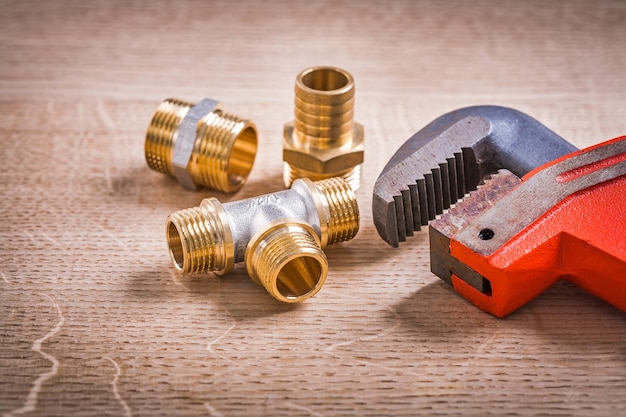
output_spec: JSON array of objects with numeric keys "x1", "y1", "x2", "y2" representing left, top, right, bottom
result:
[
  {"x1": 165, "y1": 177, "x2": 360, "y2": 303},
  {"x1": 283, "y1": 66, "x2": 365, "y2": 191},
  {"x1": 145, "y1": 98, "x2": 258, "y2": 193}
]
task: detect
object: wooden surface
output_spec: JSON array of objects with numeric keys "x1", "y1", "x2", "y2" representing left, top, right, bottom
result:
[{"x1": 1, "y1": 1, "x2": 626, "y2": 415}]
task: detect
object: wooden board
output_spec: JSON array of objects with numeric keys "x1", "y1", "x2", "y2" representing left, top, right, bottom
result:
[{"x1": 1, "y1": 1, "x2": 626, "y2": 415}]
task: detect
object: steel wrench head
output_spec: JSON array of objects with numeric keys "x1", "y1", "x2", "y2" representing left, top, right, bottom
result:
[{"x1": 372, "y1": 105, "x2": 577, "y2": 247}]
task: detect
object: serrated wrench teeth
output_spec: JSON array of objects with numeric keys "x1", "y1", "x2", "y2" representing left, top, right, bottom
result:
[
  {"x1": 373, "y1": 146, "x2": 474, "y2": 247},
  {"x1": 372, "y1": 106, "x2": 578, "y2": 247}
]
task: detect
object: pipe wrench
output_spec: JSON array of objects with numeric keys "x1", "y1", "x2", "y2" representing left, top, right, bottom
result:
[{"x1": 372, "y1": 106, "x2": 626, "y2": 316}]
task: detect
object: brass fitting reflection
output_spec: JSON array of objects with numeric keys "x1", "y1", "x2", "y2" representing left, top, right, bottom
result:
[
  {"x1": 166, "y1": 177, "x2": 360, "y2": 303},
  {"x1": 145, "y1": 98, "x2": 258, "y2": 193},
  {"x1": 283, "y1": 66, "x2": 364, "y2": 191}
]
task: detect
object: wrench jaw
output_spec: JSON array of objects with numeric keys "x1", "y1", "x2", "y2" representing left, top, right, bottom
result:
[
  {"x1": 429, "y1": 170, "x2": 521, "y2": 293},
  {"x1": 372, "y1": 117, "x2": 488, "y2": 247},
  {"x1": 372, "y1": 105, "x2": 577, "y2": 247},
  {"x1": 372, "y1": 194, "x2": 402, "y2": 248},
  {"x1": 430, "y1": 225, "x2": 492, "y2": 293},
  {"x1": 430, "y1": 137, "x2": 626, "y2": 317}
]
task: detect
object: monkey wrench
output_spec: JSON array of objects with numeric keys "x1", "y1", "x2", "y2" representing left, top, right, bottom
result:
[{"x1": 372, "y1": 106, "x2": 626, "y2": 316}]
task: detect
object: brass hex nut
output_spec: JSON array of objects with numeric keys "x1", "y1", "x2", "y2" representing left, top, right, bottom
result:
[{"x1": 283, "y1": 122, "x2": 364, "y2": 174}]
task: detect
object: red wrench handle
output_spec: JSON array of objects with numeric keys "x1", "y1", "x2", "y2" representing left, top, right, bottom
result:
[{"x1": 449, "y1": 136, "x2": 626, "y2": 317}]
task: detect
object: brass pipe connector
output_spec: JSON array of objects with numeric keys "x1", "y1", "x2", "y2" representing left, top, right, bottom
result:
[
  {"x1": 166, "y1": 177, "x2": 360, "y2": 303},
  {"x1": 145, "y1": 98, "x2": 258, "y2": 192},
  {"x1": 283, "y1": 66, "x2": 364, "y2": 191}
]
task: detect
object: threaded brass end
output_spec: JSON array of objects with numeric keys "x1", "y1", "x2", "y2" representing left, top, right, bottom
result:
[
  {"x1": 145, "y1": 98, "x2": 190, "y2": 175},
  {"x1": 283, "y1": 67, "x2": 364, "y2": 190},
  {"x1": 245, "y1": 221, "x2": 328, "y2": 303},
  {"x1": 165, "y1": 198, "x2": 234, "y2": 275},
  {"x1": 145, "y1": 98, "x2": 258, "y2": 193},
  {"x1": 311, "y1": 177, "x2": 360, "y2": 245},
  {"x1": 284, "y1": 164, "x2": 361, "y2": 194}
]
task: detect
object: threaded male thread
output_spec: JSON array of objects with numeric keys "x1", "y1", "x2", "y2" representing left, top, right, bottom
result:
[
  {"x1": 283, "y1": 67, "x2": 364, "y2": 191},
  {"x1": 145, "y1": 98, "x2": 190, "y2": 175},
  {"x1": 312, "y1": 177, "x2": 360, "y2": 245},
  {"x1": 245, "y1": 222, "x2": 328, "y2": 303},
  {"x1": 283, "y1": 165, "x2": 362, "y2": 193},
  {"x1": 165, "y1": 198, "x2": 234, "y2": 276},
  {"x1": 145, "y1": 98, "x2": 258, "y2": 193}
]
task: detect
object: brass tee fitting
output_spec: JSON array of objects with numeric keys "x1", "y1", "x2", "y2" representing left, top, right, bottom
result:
[
  {"x1": 145, "y1": 98, "x2": 258, "y2": 192},
  {"x1": 165, "y1": 177, "x2": 360, "y2": 303},
  {"x1": 283, "y1": 66, "x2": 364, "y2": 191}
]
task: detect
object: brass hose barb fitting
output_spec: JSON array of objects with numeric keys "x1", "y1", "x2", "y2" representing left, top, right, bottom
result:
[
  {"x1": 283, "y1": 66, "x2": 364, "y2": 191},
  {"x1": 165, "y1": 177, "x2": 360, "y2": 303},
  {"x1": 145, "y1": 98, "x2": 258, "y2": 192}
]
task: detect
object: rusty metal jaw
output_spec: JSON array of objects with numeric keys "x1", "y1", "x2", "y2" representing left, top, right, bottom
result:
[
  {"x1": 429, "y1": 170, "x2": 522, "y2": 294},
  {"x1": 372, "y1": 105, "x2": 577, "y2": 247},
  {"x1": 430, "y1": 137, "x2": 626, "y2": 317}
]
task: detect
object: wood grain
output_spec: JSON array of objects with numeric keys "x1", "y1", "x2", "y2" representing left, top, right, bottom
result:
[{"x1": 1, "y1": 1, "x2": 626, "y2": 415}]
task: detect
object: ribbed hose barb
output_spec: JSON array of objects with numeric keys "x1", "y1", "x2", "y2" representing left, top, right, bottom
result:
[
  {"x1": 165, "y1": 177, "x2": 360, "y2": 303},
  {"x1": 283, "y1": 66, "x2": 365, "y2": 191},
  {"x1": 145, "y1": 98, "x2": 258, "y2": 192}
]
